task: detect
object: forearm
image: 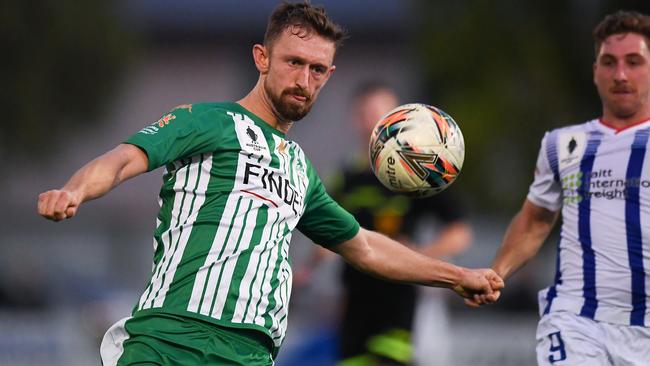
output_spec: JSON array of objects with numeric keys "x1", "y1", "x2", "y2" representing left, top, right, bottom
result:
[
  {"x1": 62, "y1": 144, "x2": 148, "y2": 203},
  {"x1": 336, "y1": 228, "x2": 464, "y2": 288},
  {"x1": 64, "y1": 158, "x2": 120, "y2": 203},
  {"x1": 492, "y1": 200, "x2": 558, "y2": 279}
]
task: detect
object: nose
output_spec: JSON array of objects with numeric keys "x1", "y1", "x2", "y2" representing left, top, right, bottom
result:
[
  {"x1": 614, "y1": 63, "x2": 629, "y2": 82},
  {"x1": 295, "y1": 65, "x2": 310, "y2": 90}
]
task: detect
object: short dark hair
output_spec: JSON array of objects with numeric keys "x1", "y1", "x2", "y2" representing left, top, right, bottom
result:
[
  {"x1": 264, "y1": 1, "x2": 347, "y2": 50},
  {"x1": 593, "y1": 10, "x2": 650, "y2": 55}
]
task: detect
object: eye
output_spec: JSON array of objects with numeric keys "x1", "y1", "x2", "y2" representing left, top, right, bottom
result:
[
  {"x1": 627, "y1": 56, "x2": 645, "y2": 66},
  {"x1": 600, "y1": 58, "x2": 615, "y2": 67},
  {"x1": 311, "y1": 65, "x2": 327, "y2": 75},
  {"x1": 288, "y1": 59, "x2": 301, "y2": 66}
]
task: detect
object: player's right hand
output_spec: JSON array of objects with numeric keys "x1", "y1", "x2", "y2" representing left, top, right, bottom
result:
[
  {"x1": 452, "y1": 268, "x2": 504, "y2": 307},
  {"x1": 38, "y1": 189, "x2": 81, "y2": 221}
]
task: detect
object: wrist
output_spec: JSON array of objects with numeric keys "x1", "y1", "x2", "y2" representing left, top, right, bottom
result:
[
  {"x1": 61, "y1": 186, "x2": 84, "y2": 204},
  {"x1": 492, "y1": 263, "x2": 509, "y2": 280},
  {"x1": 435, "y1": 262, "x2": 465, "y2": 289}
]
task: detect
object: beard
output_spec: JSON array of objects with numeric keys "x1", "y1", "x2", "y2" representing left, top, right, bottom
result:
[{"x1": 264, "y1": 80, "x2": 314, "y2": 122}]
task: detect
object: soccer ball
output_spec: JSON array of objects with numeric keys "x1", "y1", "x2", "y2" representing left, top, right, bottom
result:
[{"x1": 369, "y1": 103, "x2": 465, "y2": 197}]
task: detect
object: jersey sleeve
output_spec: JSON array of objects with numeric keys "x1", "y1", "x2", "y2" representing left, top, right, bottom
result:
[
  {"x1": 527, "y1": 132, "x2": 563, "y2": 211},
  {"x1": 297, "y1": 163, "x2": 360, "y2": 247},
  {"x1": 124, "y1": 105, "x2": 223, "y2": 171}
]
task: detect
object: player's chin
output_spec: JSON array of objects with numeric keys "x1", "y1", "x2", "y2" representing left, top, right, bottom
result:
[
  {"x1": 609, "y1": 100, "x2": 640, "y2": 118},
  {"x1": 279, "y1": 102, "x2": 311, "y2": 121}
]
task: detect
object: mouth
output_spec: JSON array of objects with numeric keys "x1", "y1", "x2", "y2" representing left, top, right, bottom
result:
[
  {"x1": 291, "y1": 94, "x2": 308, "y2": 102},
  {"x1": 610, "y1": 86, "x2": 635, "y2": 95},
  {"x1": 283, "y1": 88, "x2": 311, "y2": 104},
  {"x1": 610, "y1": 90, "x2": 636, "y2": 100}
]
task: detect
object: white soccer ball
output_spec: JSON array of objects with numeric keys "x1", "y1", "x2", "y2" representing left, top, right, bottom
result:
[{"x1": 369, "y1": 103, "x2": 465, "y2": 197}]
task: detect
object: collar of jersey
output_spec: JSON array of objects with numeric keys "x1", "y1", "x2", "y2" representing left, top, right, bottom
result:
[
  {"x1": 228, "y1": 102, "x2": 287, "y2": 138},
  {"x1": 596, "y1": 117, "x2": 650, "y2": 135}
]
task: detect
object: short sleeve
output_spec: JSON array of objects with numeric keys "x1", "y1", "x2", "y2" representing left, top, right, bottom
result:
[
  {"x1": 124, "y1": 105, "x2": 223, "y2": 171},
  {"x1": 297, "y1": 164, "x2": 360, "y2": 247},
  {"x1": 527, "y1": 132, "x2": 562, "y2": 212}
]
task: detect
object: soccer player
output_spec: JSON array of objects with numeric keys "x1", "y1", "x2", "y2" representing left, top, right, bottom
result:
[
  {"x1": 491, "y1": 10, "x2": 650, "y2": 366},
  {"x1": 329, "y1": 82, "x2": 472, "y2": 366},
  {"x1": 38, "y1": 2, "x2": 503, "y2": 365}
]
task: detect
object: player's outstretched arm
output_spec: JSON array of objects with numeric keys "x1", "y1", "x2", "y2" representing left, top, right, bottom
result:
[
  {"x1": 38, "y1": 144, "x2": 148, "y2": 221},
  {"x1": 331, "y1": 228, "x2": 504, "y2": 306},
  {"x1": 492, "y1": 199, "x2": 559, "y2": 280}
]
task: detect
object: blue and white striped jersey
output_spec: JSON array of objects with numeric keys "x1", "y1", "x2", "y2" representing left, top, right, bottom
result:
[{"x1": 529, "y1": 118, "x2": 650, "y2": 327}]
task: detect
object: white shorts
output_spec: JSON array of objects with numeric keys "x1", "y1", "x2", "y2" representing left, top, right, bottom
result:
[
  {"x1": 536, "y1": 312, "x2": 650, "y2": 366},
  {"x1": 99, "y1": 317, "x2": 131, "y2": 366}
]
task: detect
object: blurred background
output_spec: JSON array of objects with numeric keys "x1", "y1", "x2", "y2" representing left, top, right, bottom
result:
[{"x1": 2, "y1": 0, "x2": 650, "y2": 365}]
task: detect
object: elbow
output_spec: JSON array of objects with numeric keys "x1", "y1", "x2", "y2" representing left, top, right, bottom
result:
[
  {"x1": 348, "y1": 244, "x2": 377, "y2": 275},
  {"x1": 341, "y1": 229, "x2": 379, "y2": 275}
]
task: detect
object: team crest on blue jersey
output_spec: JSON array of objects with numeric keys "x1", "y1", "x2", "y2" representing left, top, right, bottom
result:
[
  {"x1": 568, "y1": 138, "x2": 577, "y2": 154},
  {"x1": 558, "y1": 132, "x2": 586, "y2": 171}
]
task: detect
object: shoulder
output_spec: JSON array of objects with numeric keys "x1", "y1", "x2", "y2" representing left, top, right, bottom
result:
[
  {"x1": 545, "y1": 119, "x2": 597, "y2": 137},
  {"x1": 178, "y1": 102, "x2": 236, "y2": 119},
  {"x1": 540, "y1": 119, "x2": 599, "y2": 152},
  {"x1": 168, "y1": 102, "x2": 240, "y2": 129}
]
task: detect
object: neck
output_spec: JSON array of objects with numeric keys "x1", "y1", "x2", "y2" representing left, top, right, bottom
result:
[
  {"x1": 237, "y1": 79, "x2": 293, "y2": 134},
  {"x1": 602, "y1": 98, "x2": 650, "y2": 130},
  {"x1": 601, "y1": 110, "x2": 650, "y2": 131}
]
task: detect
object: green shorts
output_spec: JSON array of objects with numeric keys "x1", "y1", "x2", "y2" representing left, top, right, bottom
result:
[{"x1": 100, "y1": 313, "x2": 274, "y2": 366}]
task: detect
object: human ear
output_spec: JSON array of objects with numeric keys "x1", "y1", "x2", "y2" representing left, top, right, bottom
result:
[{"x1": 253, "y1": 44, "x2": 270, "y2": 74}]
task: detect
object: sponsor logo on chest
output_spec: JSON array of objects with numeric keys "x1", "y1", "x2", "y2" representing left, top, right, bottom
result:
[
  {"x1": 229, "y1": 111, "x2": 307, "y2": 215},
  {"x1": 242, "y1": 162, "x2": 305, "y2": 215},
  {"x1": 560, "y1": 133, "x2": 649, "y2": 204}
]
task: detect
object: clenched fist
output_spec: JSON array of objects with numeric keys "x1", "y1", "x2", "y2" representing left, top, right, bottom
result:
[
  {"x1": 452, "y1": 268, "x2": 504, "y2": 307},
  {"x1": 38, "y1": 190, "x2": 81, "y2": 221}
]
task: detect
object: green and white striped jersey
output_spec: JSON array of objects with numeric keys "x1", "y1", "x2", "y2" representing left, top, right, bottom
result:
[{"x1": 124, "y1": 102, "x2": 359, "y2": 350}]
